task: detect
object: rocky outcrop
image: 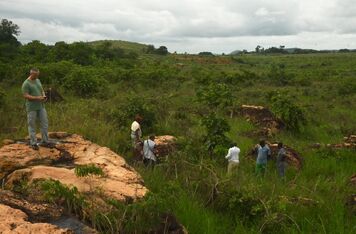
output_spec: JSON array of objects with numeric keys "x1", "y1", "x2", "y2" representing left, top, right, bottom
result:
[
  {"x1": 1, "y1": 132, "x2": 148, "y2": 202},
  {"x1": 0, "y1": 189, "x2": 63, "y2": 222},
  {"x1": 249, "y1": 142, "x2": 303, "y2": 170},
  {"x1": 154, "y1": 135, "x2": 177, "y2": 158},
  {"x1": 0, "y1": 203, "x2": 72, "y2": 234},
  {"x1": 239, "y1": 105, "x2": 284, "y2": 137}
]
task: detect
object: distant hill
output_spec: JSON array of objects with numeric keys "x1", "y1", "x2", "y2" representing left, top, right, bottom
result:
[{"x1": 88, "y1": 40, "x2": 149, "y2": 53}]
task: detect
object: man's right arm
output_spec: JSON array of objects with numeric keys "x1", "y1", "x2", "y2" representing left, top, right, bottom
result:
[
  {"x1": 22, "y1": 82, "x2": 44, "y2": 101},
  {"x1": 23, "y1": 93, "x2": 44, "y2": 101},
  {"x1": 225, "y1": 149, "x2": 231, "y2": 159}
]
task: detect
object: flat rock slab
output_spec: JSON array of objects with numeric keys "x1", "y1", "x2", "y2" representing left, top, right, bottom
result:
[
  {"x1": 1, "y1": 132, "x2": 148, "y2": 202},
  {"x1": 0, "y1": 203, "x2": 72, "y2": 234},
  {"x1": 0, "y1": 143, "x2": 65, "y2": 179}
]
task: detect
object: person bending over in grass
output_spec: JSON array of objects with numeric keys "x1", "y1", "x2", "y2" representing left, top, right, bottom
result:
[
  {"x1": 255, "y1": 140, "x2": 271, "y2": 176},
  {"x1": 225, "y1": 142, "x2": 240, "y2": 176},
  {"x1": 131, "y1": 115, "x2": 143, "y2": 160},
  {"x1": 22, "y1": 68, "x2": 49, "y2": 150},
  {"x1": 276, "y1": 142, "x2": 287, "y2": 178},
  {"x1": 143, "y1": 135, "x2": 157, "y2": 168}
]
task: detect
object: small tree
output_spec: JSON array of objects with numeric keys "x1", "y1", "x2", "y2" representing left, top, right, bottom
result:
[
  {"x1": 270, "y1": 93, "x2": 306, "y2": 132},
  {"x1": 196, "y1": 83, "x2": 234, "y2": 111},
  {"x1": 201, "y1": 113, "x2": 231, "y2": 155}
]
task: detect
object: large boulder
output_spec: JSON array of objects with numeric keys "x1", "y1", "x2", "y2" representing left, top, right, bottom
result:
[
  {"x1": 1, "y1": 132, "x2": 148, "y2": 202},
  {"x1": 239, "y1": 105, "x2": 284, "y2": 136},
  {"x1": 154, "y1": 135, "x2": 177, "y2": 158},
  {"x1": 0, "y1": 203, "x2": 72, "y2": 234}
]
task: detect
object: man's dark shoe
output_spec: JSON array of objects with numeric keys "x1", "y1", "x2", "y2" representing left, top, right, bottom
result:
[
  {"x1": 31, "y1": 144, "x2": 39, "y2": 150},
  {"x1": 39, "y1": 142, "x2": 55, "y2": 148}
]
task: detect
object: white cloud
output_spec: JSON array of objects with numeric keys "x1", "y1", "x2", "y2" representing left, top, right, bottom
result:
[{"x1": 1, "y1": 0, "x2": 356, "y2": 53}]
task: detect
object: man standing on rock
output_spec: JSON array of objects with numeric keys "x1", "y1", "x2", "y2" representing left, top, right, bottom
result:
[
  {"x1": 22, "y1": 68, "x2": 49, "y2": 150},
  {"x1": 225, "y1": 142, "x2": 240, "y2": 176},
  {"x1": 256, "y1": 140, "x2": 271, "y2": 176},
  {"x1": 131, "y1": 115, "x2": 143, "y2": 160}
]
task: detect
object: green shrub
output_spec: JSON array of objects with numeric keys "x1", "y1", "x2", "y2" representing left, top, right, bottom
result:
[
  {"x1": 338, "y1": 79, "x2": 356, "y2": 96},
  {"x1": 108, "y1": 96, "x2": 156, "y2": 133},
  {"x1": 0, "y1": 86, "x2": 5, "y2": 108},
  {"x1": 267, "y1": 64, "x2": 294, "y2": 86},
  {"x1": 196, "y1": 83, "x2": 233, "y2": 111},
  {"x1": 201, "y1": 113, "x2": 231, "y2": 154},
  {"x1": 270, "y1": 92, "x2": 307, "y2": 131},
  {"x1": 63, "y1": 67, "x2": 108, "y2": 98},
  {"x1": 40, "y1": 179, "x2": 88, "y2": 215}
]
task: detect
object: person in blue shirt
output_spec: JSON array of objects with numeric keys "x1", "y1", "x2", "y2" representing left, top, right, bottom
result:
[{"x1": 256, "y1": 140, "x2": 271, "y2": 175}]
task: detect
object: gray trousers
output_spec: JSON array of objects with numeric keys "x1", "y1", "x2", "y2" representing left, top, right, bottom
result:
[
  {"x1": 277, "y1": 162, "x2": 287, "y2": 177},
  {"x1": 27, "y1": 108, "x2": 49, "y2": 145}
]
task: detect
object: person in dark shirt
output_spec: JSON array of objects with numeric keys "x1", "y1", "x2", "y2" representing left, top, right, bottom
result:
[{"x1": 276, "y1": 142, "x2": 287, "y2": 177}]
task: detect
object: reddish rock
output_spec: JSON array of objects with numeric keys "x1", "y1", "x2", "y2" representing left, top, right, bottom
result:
[
  {"x1": 0, "y1": 189, "x2": 63, "y2": 222},
  {"x1": 240, "y1": 105, "x2": 284, "y2": 136},
  {"x1": 3, "y1": 132, "x2": 148, "y2": 202},
  {"x1": 0, "y1": 203, "x2": 72, "y2": 234},
  {"x1": 0, "y1": 143, "x2": 65, "y2": 179},
  {"x1": 154, "y1": 135, "x2": 177, "y2": 158},
  {"x1": 2, "y1": 139, "x2": 15, "y2": 145}
]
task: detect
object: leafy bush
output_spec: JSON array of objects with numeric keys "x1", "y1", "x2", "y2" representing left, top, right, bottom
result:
[
  {"x1": 63, "y1": 67, "x2": 108, "y2": 98},
  {"x1": 109, "y1": 96, "x2": 156, "y2": 133},
  {"x1": 37, "y1": 61, "x2": 77, "y2": 85},
  {"x1": 40, "y1": 179, "x2": 88, "y2": 215},
  {"x1": 201, "y1": 113, "x2": 231, "y2": 154},
  {"x1": 267, "y1": 64, "x2": 294, "y2": 86},
  {"x1": 0, "y1": 86, "x2": 5, "y2": 108},
  {"x1": 270, "y1": 93, "x2": 307, "y2": 131},
  {"x1": 338, "y1": 79, "x2": 356, "y2": 96},
  {"x1": 196, "y1": 83, "x2": 233, "y2": 110}
]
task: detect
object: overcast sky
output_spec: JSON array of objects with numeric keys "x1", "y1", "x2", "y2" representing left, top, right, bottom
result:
[{"x1": 1, "y1": 0, "x2": 355, "y2": 53}]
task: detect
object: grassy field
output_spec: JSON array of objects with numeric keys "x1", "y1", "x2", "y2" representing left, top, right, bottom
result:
[{"x1": 0, "y1": 47, "x2": 355, "y2": 233}]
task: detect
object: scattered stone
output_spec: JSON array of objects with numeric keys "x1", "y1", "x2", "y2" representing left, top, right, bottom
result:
[{"x1": 312, "y1": 135, "x2": 356, "y2": 149}]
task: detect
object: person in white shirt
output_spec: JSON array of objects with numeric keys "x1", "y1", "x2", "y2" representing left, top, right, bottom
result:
[
  {"x1": 143, "y1": 135, "x2": 156, "y2": 167},
  {"x1": 225, "y1": 143, "x2": 240, "y2": 175},
  {"x1": 131, "y1": 115, "x2": 143, "y2": 160}
]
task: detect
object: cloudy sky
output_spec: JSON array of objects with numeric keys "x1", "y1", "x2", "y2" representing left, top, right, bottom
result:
[{"x1": 1, "y1": 0, "x2": 355, "y2": 53}]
